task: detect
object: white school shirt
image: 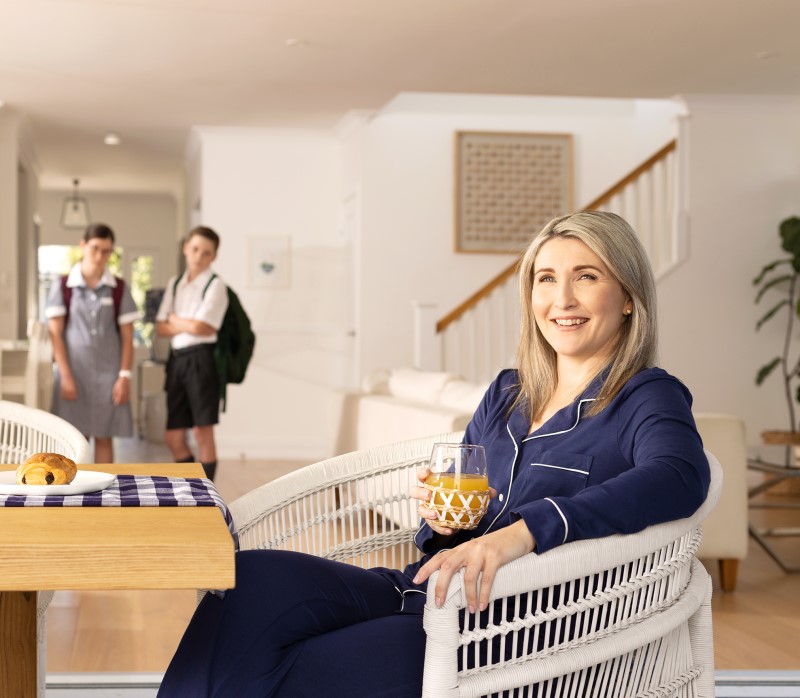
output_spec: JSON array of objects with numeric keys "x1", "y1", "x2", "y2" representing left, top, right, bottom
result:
[{"x1": 157, "y1": 268, "x2": 229, "y2": 350}]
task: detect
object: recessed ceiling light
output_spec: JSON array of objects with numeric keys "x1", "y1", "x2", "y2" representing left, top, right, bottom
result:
[
  {"x1": 284, "y1": 38, "x2": 308, "y2": 48},
  {"x1": 104, "y1": 132, "x2": 121, "y2": 146}
]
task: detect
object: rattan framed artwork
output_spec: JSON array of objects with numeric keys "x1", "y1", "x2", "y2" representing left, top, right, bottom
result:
[{"x1": 454, "y1": 131, "x2": 573, "y2": 253}]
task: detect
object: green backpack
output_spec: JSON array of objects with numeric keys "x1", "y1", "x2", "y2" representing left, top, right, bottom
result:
[{"x1": 172, "y1": 273, "x2": 256, "y2": 410}]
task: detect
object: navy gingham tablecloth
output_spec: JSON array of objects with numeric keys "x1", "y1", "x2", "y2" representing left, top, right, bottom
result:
[{"x1": 0, "y1": 474, "x2": 239, "y2": 551}]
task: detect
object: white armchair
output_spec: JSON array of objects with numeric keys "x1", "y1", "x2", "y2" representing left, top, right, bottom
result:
[
  {"x1": 0, "y1": 400, "x2": 91, "y2": 698},
  {"x1": 226, "y1": 432, "x2": 720, "y2": 697}
]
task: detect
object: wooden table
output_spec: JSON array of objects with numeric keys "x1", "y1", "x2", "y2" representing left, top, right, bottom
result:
[{"x1": 0, "y1": 463, "x2": 236, "y2": 697}]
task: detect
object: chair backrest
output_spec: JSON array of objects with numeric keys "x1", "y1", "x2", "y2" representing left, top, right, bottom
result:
[
  {"x1": 227, "y1": 434, "x2": 719, "y2": 697},
  {"x1": 0, "y1": 400, "x2": 91, "y2": 464},
  {"x1": 229, "y1": 431, "x2": 464, "y2": 569}
]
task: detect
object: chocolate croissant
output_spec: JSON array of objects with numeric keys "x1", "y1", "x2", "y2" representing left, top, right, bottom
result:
[{"x1": 16, "y1": 452, "x2": 78, "y2": 486}]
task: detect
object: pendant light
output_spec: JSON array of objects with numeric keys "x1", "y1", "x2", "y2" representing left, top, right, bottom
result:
[{"x1": 60, "y1": 178, "x2": 91, "y2": 229}]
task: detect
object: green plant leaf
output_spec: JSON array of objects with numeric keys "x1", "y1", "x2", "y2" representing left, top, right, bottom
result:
[
  {"x1": 780, "y1": 216, "x2": 800, "y2": 270},
  {"x1": 756, "y1": 357, "x2": 782, "y2": 385},
  {"x1": 753, "y1": 259, "x2": 791, "y2": 285},
  {"x1": 780, "y1": 216, "x2": 800, "y2": 253},
  {"x1": 755, "y1": 273, "x2": 793, "y2": 303},
  {"x1": 756, "y1": 299, "x2": 790, "y2": 330}
]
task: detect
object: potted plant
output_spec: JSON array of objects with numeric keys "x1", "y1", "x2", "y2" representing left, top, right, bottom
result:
[{"x1": 754, "y1": 215, "x2": 800, "y2": 450}]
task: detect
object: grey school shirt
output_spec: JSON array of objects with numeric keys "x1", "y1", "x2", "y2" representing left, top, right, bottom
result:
[{"x1": 45, "y1": 264, "x2": 141, "y2": 438}]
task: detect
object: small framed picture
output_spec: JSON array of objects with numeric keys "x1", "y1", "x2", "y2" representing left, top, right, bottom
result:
[
  {"x1": 455, "y1": 131, "x2": 573, "y2": 254},
  {"x1": 246, "y1": 236, "x2": 291, "y2": 289}
]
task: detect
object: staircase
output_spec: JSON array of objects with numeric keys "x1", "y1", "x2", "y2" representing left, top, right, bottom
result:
[{"x1": 416, "y1": 140, "x2": 684, "y2": 385}]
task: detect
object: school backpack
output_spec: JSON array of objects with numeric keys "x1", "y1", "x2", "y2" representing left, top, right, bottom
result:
[
  {"x1": 60, "y1": 275, "x2": 126, "y2": 331},
  {"x1": 172, "y1": 273, "x2": 256, "y2": 410}
]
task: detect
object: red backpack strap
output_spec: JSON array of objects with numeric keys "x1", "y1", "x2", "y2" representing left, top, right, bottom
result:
[
  {"x1": 112, "y1": 277, "x2": 125, "y2": 321},
  {"x1": 60, "y1": 275, "x2": 71, "y2": 325},
  {"x1": 60, "y1": 276, "x2": 125, "y2": 328}
]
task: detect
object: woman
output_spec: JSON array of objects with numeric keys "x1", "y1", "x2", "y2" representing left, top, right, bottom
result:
[
  {"x1": 158, "y1": 211, "x2": 709, "y2": 697},
  {"x1": 46, "y1": 223, "x2": 140, "y2": 463}
]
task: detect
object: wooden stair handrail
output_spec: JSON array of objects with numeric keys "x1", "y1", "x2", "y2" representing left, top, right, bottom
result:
[{"x1": 436, "y1": 140, "x2": 677, "y2": 333}]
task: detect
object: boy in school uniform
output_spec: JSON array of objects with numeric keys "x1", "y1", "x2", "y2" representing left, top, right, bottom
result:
[{"x1": 156, "y1": 226, "x2": 228, "y2": 480}]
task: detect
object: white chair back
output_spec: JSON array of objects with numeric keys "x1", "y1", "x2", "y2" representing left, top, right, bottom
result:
[{"x1": 0, "y1": 400, "x2": 90, "y2": 465}]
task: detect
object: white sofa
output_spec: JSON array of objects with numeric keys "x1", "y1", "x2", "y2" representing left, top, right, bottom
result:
[
  {"x1": 335, "y1": 369, "x2": 488, "y2": 454},
  {"x1": 336, "y1": 369, "x2": 748, "y2": 590}
]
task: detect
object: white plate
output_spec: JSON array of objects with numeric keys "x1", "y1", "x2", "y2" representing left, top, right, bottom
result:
[{"x1": 0, "y1": 470, "x2": 116, "y2": 495}]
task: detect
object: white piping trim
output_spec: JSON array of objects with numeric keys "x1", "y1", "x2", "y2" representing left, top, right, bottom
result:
[
  {"x1": 413, "y1": 517, "x2": 426, "y2": 550},
  {"x1": 399, "y1": 588, "x2": 426, "y2": 612},
  {"x1": 545, "y1": 497, "x2": 569, "y2": 544},
  {"x1": 530, "y1": 463, "x2": 590, "y2": 476},
  {"x1": 482, "y1": 422, "x2": 518, "y2": 535},
  {"x1": 522, "y1": 398, "x2": 596, "y2": 442}
]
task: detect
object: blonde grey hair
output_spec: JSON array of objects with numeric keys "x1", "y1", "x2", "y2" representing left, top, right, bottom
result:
[{"x1": 514, "y1": 210, "x2": 658, "y2": 419}]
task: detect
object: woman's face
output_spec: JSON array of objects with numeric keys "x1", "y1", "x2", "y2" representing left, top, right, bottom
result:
[
  {"x1": 531, "y1": 237, "x2": 632, "y2": 368},
  {"x1": 80, "y1": 236, "x2": 114, "y2": 276}
]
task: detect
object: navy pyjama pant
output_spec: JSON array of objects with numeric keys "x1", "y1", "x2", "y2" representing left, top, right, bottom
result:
[{"x1": 157, "y1": 550, "x2": 427, "y2": 697}]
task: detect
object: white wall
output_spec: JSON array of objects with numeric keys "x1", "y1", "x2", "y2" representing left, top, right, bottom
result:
[
  {"x1": 0, "y1": 108, "x2": 20, "y2": 339},
  {"x1": 37, "y1": 190, "x2": 179, "y2": 289},
  {"x1": 0, "y1": 109, "x2": 45, "y2": 340},
  {"x1": 355, "y1": 94, "x2": 682, "y2": 376},
  {"x1": 659, "y1": 95, "x2": 800, "y2": 455},
  {"x1": 18, "y1": 123, "x2": 41, "y2": 338},
  {"x1": 195, "y1": 128, "x2": 346, "y2": 460}
]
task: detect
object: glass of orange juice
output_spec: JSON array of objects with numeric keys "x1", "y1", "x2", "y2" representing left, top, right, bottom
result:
[{"x1": 421, "y1": 443, "x2": 489, "y2": 530}]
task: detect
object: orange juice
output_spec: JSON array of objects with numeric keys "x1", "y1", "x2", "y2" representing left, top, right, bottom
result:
[{"x1": 426, "y1": 472, "x2": 489, "y2": 524}]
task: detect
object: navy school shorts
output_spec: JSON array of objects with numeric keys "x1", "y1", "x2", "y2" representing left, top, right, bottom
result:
[{"x1": 165, "y1": 343, "x2": 220, "y2": 429}]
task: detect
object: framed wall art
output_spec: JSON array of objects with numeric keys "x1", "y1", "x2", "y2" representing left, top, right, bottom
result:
[
  {"x1": 246, "y1": 235, "x2": 292, "y2": 289},
  {"x1": 454, "y1": 131, "x2": 573, "y2": 254}
]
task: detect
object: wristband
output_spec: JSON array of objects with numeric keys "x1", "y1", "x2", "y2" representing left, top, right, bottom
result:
[{"x1": 118, "y1": 370, "x2": 132, "y2": 379}]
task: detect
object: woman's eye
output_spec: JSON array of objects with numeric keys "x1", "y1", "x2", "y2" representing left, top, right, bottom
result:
[
  {"x1": 579, "y1": 273, "x2": 597, "y2": 281},
  {"x1": 536, "y1": 274, "x2": 555, "y2": 283}
]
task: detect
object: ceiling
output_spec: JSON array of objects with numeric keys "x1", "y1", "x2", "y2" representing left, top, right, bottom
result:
[{"x1": 2, "y1": 0, "x2": 799, "y2": 193}]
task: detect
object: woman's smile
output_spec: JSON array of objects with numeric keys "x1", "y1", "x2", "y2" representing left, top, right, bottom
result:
[{"x1": 552, "y1": 317, "x2": 588, "y2": 328}]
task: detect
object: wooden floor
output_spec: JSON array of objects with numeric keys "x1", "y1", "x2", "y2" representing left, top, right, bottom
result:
[
  {"x1": 707, "y1": 486, "x2": 800, "y2": 669},
  {"x1": 46, "y1": 437, "x2": 800, "y2": 673}
]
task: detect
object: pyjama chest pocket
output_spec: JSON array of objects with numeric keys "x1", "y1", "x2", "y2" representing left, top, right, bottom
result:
[{"x1": 526, "y1": 450, "x2": 593, "y2": 497}]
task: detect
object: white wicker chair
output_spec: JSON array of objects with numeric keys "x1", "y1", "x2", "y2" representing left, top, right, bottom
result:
[
  {"x1": 0, "y1": 400, "x2": 92, "y2": 698},
  {"x1": 226, "y1": 432, "x2": 720, "y2": 698}
]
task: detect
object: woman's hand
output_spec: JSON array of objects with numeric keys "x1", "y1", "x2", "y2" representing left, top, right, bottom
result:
[
  {"x1": 410, "y1": 466, "x2": 456, "y2": 536},
  {"x1": 60, "y1": 373, "x2": 78, "y2": 401},
  {"x1": 412, "y1": 519, "x2": 536, "y2": 614},
  {"x1": 411, "y1": 465, "x2": 499, "y2": 536},
  {"x1": 112, "y1": 376, "x2": 130, "y2": 405}
]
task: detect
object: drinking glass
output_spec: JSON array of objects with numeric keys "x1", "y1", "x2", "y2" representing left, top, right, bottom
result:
[{"x1": 421, "y1": 442, "x2": 489, "y2": 530}]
